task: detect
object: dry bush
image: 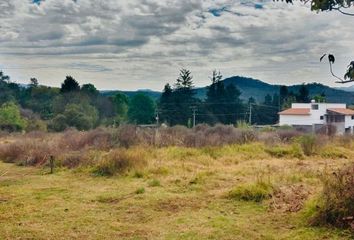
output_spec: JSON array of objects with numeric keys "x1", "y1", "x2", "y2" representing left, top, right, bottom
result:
[
  {"x1": 0, "y1": 139, "x2": 55, "y2": 166},
  {"x1": 157, "y1": 125, "x2": 190, "y2": 147},
  {"x1": 316, "y1": 125, "x2": 337, "y2": 137},
  {"x1": 193, "y1": 124, "x2": 258, "y2": 147},
  {"x1": 277, "y1": 129, "x2": 302, "y2": 142},
  {"x1": 24, "y1": 131, "x2": 47, "y2": 139},
  {"x1": 337, "y1": 135, "x2": 354, "y2": 148},
  {"x1": 59, "y1": 151, "x2": 86, "y2": 169},
  {"x1": 58, "y1": 128, "x2": 113, "y2": 151},
  {"x1": 136, "y1": 127, "x2": 156, "y2": 146},
  {"x1": 115, "y1": 124, "x2": 139, "y2": 148},
  {"x1": 0, "y1": 141, "x2": 26, "y2": 163},
  {"x1": 307, "y1": 163, "x2": 354, "y2": 230},
  {"x1": 258, "y1": 132, "x2": 281, "y2": 146},
  {"x1": 93, "y1": 148, "x2": 147, "y2": 176}
]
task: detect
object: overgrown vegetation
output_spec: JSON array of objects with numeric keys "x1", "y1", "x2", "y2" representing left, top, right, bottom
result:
[
  {"x1": 0, "y1": 127, "x2": 353, "y2": 239},
  {"x1": 305, "y1": 163, "x2": 354, "y2": 230},
  {"x1": 228, "y1": 181, "x2": 274, "y2": 202}
]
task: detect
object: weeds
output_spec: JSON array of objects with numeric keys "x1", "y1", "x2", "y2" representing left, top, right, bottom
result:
[
  {"x1": 93, "y1": 148, "x2": 147, "y2": 176},
  {"x1": 306, "y1": 163, "x2": 354, "y2": 230},
  {"x1": 148, "y1": 179, "x2": 161, "y2": 187}
]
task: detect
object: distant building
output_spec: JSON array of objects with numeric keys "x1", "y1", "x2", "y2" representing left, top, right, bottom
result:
[{"x1": 278, "y1": 101, "x2": 354, "y2": 135}]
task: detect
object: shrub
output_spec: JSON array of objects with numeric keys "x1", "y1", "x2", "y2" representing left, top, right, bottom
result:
[
  {"x1": 320, "y1": 147, "x2": 348, "y2": 159},
  {"x1": 59, "y1": 151, "x2": 87, "y2": 169},
  {"x1": 265, "y1": 145, "x2": 303, "y2": 159},
  {"x1": 316, "y1": 124, "x2": 337, "y2": 137},
  {"x1": 0, "y1": 102, "x2": 27, "y2": 132},
  {"x1": 135, "y1": 187, "x2": 145, "y2": 194},
  {"x1": 0, "y1": 139, "x2": 55, "y2": 166},
  {"x1": 93, "y1": 148, "x2": 146, "y2": 176},
  {"x1": 306, "y1": 163, "x2": 354, "y2": 229},
  {"x1": 116, "y1": 124, "x2": 139, "y2": 148},
  {"x1": 228, "y1": 182, "x2": 274, "y2": 202},
  {"x1": 296, "y1": 134, "x2": 322, "y2": 156},
  {"x1": 58, "y1": 128, "x2": 113, "y2": 151},
  {"x1": 277, "y1": 129, "x2": 302, "y2": 142},
  {"x1": 258, "y1": 132, "x2": 280, "y2": 146}
]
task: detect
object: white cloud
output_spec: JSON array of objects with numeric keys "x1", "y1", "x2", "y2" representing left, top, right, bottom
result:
[{"x1": 0, "y1": 0, "x2": 353, "y2": 90}]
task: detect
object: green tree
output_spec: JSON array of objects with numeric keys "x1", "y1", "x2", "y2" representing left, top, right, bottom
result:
[
  {"x1": 282, "y1": 0, "x2": 354, "y2": 82},
  {"x1": 60, "y1": 76, "x2": 80, "y2": 93},
  {"x1": 112, "y1": 93, "x2": 129, "y2": 122},
  {"x1": 283, "y1": 0, "x2": 354, "y2": 15},
  {"x1": 297, "y1": 84, "x2": 310, "y2": 103},
  {"x1": 313, "y1": 93, "x2": 326, "y2": 103},
  {"x1": 50, "y1": 103, "x2": 99, "y2": 131},
  {"x1": 171, "y1": 69, "x2": 196, "y2": 125},
  {"x1": 81, "y1": 83, "x2": 99, "y2": 97},
  {"x1": 29, "y1": 78, "x2": 39, "y2": 88},
  {"x1": 63, "y1": 103, "x2": 98, "y2": 130},
  {"x1": 159, "y1": 83, "x2": 174, "y2": 125},
  {"x1": 128, "y1": 94, "x2": 155, "y2": 124},
  {"x1": 0, "y1": 102, "x2": 27, "y2": 131},
  {"x1": 0, "y1": 71, "x2": 10, "y2": 82}
]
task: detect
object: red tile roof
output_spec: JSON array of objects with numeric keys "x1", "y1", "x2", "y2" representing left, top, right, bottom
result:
[
  {"x1": 279, "y1": 108, "x2": 310, "y2": 115},
  {"x1": 327, "y1": 108, "x2": 354, "y2": 115}
]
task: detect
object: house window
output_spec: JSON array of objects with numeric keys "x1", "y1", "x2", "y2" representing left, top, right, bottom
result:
[
  {"x1": 312, "y1": 104, "x2": 319, "y2": 110},
  {"x1": 320, "y1": 116, "x2": 324, "y2": 120}
]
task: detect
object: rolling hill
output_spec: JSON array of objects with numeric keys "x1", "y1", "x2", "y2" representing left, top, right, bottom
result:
[
  {"x1": 100, "y1": 76, "x2": 354, "y2": 105},
  {"x1": 194, "y1": 76, "x2": 354, "y2": 104}
]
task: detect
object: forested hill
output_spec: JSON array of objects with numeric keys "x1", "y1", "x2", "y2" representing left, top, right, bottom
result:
[
  {"x1": 194, "y1": 76, "x2": 354, "y2": 104},
  {"x1": 101, "y1": 89, "x2": 161, "y2": 100}
]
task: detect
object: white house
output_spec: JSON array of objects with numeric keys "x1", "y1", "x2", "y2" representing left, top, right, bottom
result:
[{"x1": 278, "y1": 101, "x2": 354, "y2": 135}]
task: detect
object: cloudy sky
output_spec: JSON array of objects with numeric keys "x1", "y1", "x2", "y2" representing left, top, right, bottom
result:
[{"x1": 0, "y1": 0, "x2": 353, "y2": 91}]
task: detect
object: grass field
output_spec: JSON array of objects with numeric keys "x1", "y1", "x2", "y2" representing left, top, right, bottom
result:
[{"x1": 1, "y1": 142, "x2": 353, "y2": 240}]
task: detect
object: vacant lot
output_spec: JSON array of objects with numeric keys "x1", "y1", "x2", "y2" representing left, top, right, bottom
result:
[{"x1": 1, "y1": 133, "x2": 353, "y2": 239}]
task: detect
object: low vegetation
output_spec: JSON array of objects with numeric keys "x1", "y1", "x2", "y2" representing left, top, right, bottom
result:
[
  {"x1": 305, "y1": 163, "x2": 354, "y2": 229},
  {"x1": 0, "y1": 125, "x2": 353, "y2": 239}
]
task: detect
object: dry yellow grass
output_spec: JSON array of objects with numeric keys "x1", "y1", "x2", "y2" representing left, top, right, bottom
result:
[{"x1": 0, "y1": 142, "x2": 353, "y2": 239}]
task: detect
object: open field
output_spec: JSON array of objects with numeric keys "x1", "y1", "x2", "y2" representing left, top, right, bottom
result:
[{"x1": 0, "y1": 129, "x2": 353, "y2": 240}]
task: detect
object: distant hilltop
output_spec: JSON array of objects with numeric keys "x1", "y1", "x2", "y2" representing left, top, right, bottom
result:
[{"x1": 102, "y1": 76, "x2": 354, "y2": 105}]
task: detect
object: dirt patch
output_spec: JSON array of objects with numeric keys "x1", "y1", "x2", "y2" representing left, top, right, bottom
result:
[
  {"x1": 155, "y1": 197, "x2": 206, "y2": 214},
  {"x1": 269, "y1": 184, "x2": 312, "y2": 212},
  {"x1": 116, "y1": 229, "x2": 154, "y2": 239}
]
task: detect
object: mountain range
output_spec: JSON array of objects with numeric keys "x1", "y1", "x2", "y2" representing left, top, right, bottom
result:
[{"x1": 103, "y1": 76, "x2": 354, "y2": 105}]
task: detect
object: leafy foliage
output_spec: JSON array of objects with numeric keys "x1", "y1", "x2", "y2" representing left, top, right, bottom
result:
[
  {"x1": 0, "y1": 102, "x2": 27, "y2": 131},
  {"x1": 128, "y1": 94, "x2": 156, "y2": 124}
]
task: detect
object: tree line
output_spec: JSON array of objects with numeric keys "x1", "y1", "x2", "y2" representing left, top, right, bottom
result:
[{"x1": 0, "y1": 69, "x2": 315, "y2": 132}]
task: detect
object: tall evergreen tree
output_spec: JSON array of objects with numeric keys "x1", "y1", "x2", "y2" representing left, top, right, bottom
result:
[
  {"x1": 171, "y1": 69, "x2": 196, "y2": 126},
  {"x1": 159, "y1": 84, "x2": 174, "y2": 125},
  {"x1": 60, "y1": 76, "x2": 80, "y2": 93}
]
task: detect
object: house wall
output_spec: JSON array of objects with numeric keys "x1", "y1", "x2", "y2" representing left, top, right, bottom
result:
[
  {"x1": 279, "y1": 115, "x2": 312, "y2": 126},
  {"x1": 345, "y1": 115, "x2": 354, "y2": 129},
  {"x1": 279, "y1": 103, "x2": 352, "y2": 135}
]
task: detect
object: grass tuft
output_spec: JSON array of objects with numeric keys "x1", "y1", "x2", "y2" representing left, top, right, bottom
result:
[{"x1": 228, "y1": 181, "x2": 274, "y2": 202}]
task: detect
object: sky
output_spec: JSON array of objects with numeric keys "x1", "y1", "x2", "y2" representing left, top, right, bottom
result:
[{"x1": 0, "y1": 0, "x2": 353, "y2": 91}]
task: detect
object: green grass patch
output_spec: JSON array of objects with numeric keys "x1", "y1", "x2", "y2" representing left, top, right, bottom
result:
[{"x1": 228, "y1": 182, "x2": 274, "y2": 202}]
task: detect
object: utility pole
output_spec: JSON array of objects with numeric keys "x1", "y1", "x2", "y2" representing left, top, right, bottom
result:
[
  {"x1": 191, "y1": 106, "x2": 197, "y2": 128},
  {"x1": 155, "y1": 110, "x2": 160, "y2": 126},
  {"x1": 249, "y1": 103, "x2": 252, "y2": 125}
]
